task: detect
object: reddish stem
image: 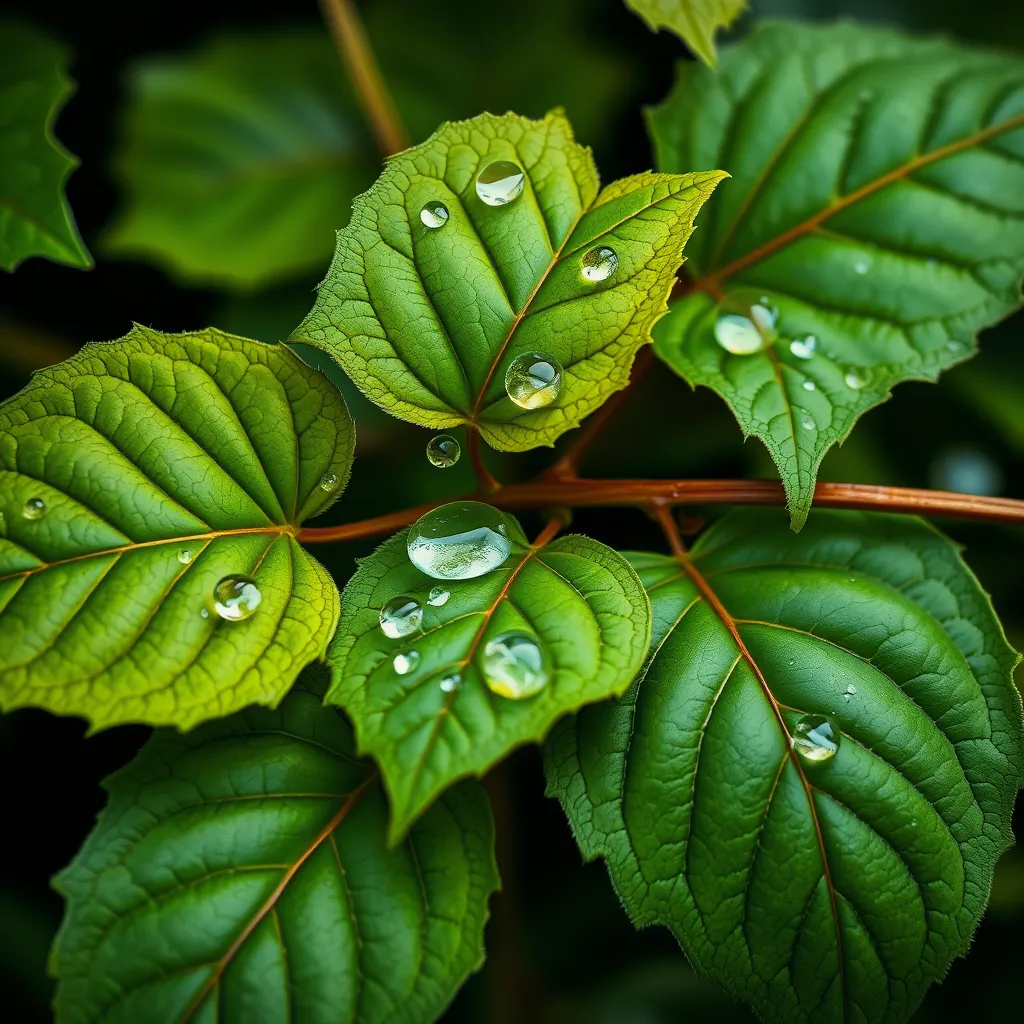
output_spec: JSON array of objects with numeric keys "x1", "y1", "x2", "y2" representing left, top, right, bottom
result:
[{"x1": 466, "y1": 428, "x2": 500, "y2": 494}]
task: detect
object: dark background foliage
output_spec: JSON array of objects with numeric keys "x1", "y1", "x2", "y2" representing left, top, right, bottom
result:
[{"x1": 1, "y1": 1, "x2": 1022, "y2": 1021}]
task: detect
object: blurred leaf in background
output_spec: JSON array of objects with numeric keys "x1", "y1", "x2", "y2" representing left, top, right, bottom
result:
[{"x1": 625, "y1": 0, "x2": 748, "y2": 66}]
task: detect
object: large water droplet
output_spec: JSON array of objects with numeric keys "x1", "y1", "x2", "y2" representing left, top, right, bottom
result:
[
  {"x1": 792, "y1": 715, "x2": 839, "y2": 762},
  {"x1": 420, "y1": 200, "x2": 449, "y2": 229},
  {"x1": 426, "y1": 434, "x2": 461, "y2": 468},
  {"x1": 476, "y1": 161, "x2": 525, "y2": 206},
  {"x1": 440, "y1": 672, "x2": 462, "y2": 693},
  {"x1": 481, "y1": 631, "x2": 550, "y2": 699},
  {"x1": 379, "y1": 596, "x2": 423, "y2": 638},
  {"x1": 393, "y1": 650, "x2": 420, "y2": 675},
  {"x1": 505, "y1": 352, "x2": 562, "y2": 409},
  {"x1": 320, "y1": 472, "x2": 340, "y2": 492},
  {"x1": 802, "y1": 380, "x2": 816, "y2": 392},
  {"x1": 844, "y1": 370, "x2": 868, "y2": 390},
  {"x1": 714, "y1": 291, "x2": 778, "y2": 355},
  {"x1": 408, "y1": 501, "x2": 511, "y2": 580},
  {"x1": 427, "y1": 586, "x2": 450, "y2": 607},
  {"x1": 581, "y1": 246, "x2": 618, "y2": 282},
  {"x1": 213, "y1": 575, "x2": 262, "y2": 621},
  {"x1": 790, "y1": 335, "x2": 816, "y2": 360},
  {"x1": 22, "y1": 497, "x2": 46, "y2": 520},
  {"x1": 177, "y1": 549, "x2": 194, "y2": 565}
]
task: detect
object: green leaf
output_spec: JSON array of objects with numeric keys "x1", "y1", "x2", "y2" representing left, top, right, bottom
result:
[
  {"x1": 648, "y1": 22, "x2": 1024, "y2": 528},
  {"x1": 546, "y1": 508, "x2": 1024, "y2": 1024},
  {"x1": 51, "y1": 683, "x2": 498, "y2": 1023},
  {"x1": 328, "y1": 519, "x2": 651, "y2": 842},
  {"x1": 103, "y1": 29, "x2": 376, "y2": 290},
  {"x1": 0, "y1": 326, "x2": 353, "y2": 730},
  {"x1": 624, "y1": 0, "x2": 747, "y2": 68},
  {"x1": 0, "y1": 21, "x2": 91, "y2": 272},
  {"x1": 292, "y1": 110, "x2": 724, "y2": 451}
]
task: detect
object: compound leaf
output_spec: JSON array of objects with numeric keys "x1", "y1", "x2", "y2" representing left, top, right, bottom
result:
[
  {"x1": 625, "y1": 1, "x2": 747, "y2": 67},
  {"x1": 0, "y1": 326, "x2": 353, "y2": 730},
  {"x1": 328, "y1": 520, "x2": 651, "y2": 842},
  {"x1": 51, "y1": 683, "x2": 498, "y2": 1024},
  {"x1": 649, "y1": 23, "x2": 1024, "y2": 528},
  {"x1": 292, "y1": 110, "x2": 724, "y2": 451},
  {"x1": 0, "y1": 20, "x2": 91, "y2": 272},
  {"x1": 546, "y1": 508, "x2": 1024, "y2": 1024}
]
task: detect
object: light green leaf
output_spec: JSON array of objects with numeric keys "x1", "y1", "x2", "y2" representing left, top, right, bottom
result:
[
  {"x1": 52, "y1": 683, "x2": 498, "y2": 1023},
  {"x1": 546, "y1": 508, "x2": 1024, "y2": 1024},
  {"x1": 0, "y1": 21, "x2": 91, "y2": 272},
  {"x1": 103, "y1": 30, "x2": 376, "y2": 289},
  {"x1": 292, "y1": 110, "x2": 724, "y2": 451},
  {"x1": 328, "y1": 519, "x2": 651, "y2": 842},
  {"x1": 625, "y1": 0, "x2": 747, "y2": 67},
  {"x1": 648, "y1": 22, "x2": 1024, "y2": 528},
  {"x1": 0, "y1": 326, "x2": 352, "y2": 730}
]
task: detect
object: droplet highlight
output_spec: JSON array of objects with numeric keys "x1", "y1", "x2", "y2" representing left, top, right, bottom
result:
[
  {"x1": 212, "y1": 575, "x2": 263, "y2": 621},
  {"x1": 177, "y1": 549, "x2": 194, "y2": 565},
  {"x1": 581, "y1": 246, "x2": 618, "y2": 282},
  {"x1": 481, "y1": 631, "x2": 550, "y2": 700},
  {"x1": 440, "y1": 672, "x2": 462, "y2": 693},
  {"x1": 713, "y1": 291, "x2": 778, "y2": 355},
  {"x1": 393, "y1": 650, "x2": 421, "y2": 675},
  {"x1": 853, "y1": 258, "x2": 871, "y2": 275},
  {"x1": 407, "y1": 501, "x2": 511, "y2": 580},
  {"x1": 505, "y1": 352, "x2": 563, "y2": 409},
  {"x1": 427, "y1": 586, "x2": 450, "y2": 607},
  {"x1": 420, "y1": 200, "x2": 449, "y2": 229},
  {"x1": 426, "y1": 434, "x2": 461, "y2": 468},
  {"x1": 792, "y1": 715, "x2": 839, "y2": 762},
  {"x1": 379, "y1": 596, "x2": 423, "y2": 638},
  {"x1": 476, "y1": 161, "x2": 525, "y2": 206},
  {"x1": 22, "y1": 497, "x2": 46, "y2": 520},
  {"x1": 790, "y1": 335, "x2": 816, "y2": 360},
  {"x1": 844, "y1": 370, "x2": 867, "y2": 391},
  {"x1": 802, "y1": 380, "x2": 816, "y2": 391},
  {"x1": 320, "y1": 472, "x2": 340, "y2": 492}
]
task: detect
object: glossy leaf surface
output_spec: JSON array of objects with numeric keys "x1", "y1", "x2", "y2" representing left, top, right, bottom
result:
[
  {"x1": 0, "y1": 21, "x2": 91, "y2": 271},
  {"x1": 547, "y1": 508, "x2": 1023, "y2": 1023},
  {"x1": 0, "y1": 326, "x2": 352, "y2": 729},
  {"x1": 625, "y1": 0, "x2": 747, "y2": 67},
  {"x1": 329, "y1": 520, "x2": 651, "y2": 841},
  {"x1": 103, "y1": 30, "x2": 376, "y2": 289},
  {"x1": 292, "y1": 111, "x2": 724, "y2": 451},
  {"x1": 52, "y1": 684, "x2": 498, "y2": 1023},
  {"x1": 649, "y1": 23, "x2": 1024, "y2": 528}
]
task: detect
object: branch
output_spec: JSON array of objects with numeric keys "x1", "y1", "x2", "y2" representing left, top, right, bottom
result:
[
  {"x1": 319, "y1": 0, "x2": 410, "y2": 156},
  {"x1": 467, "y1": 428, "x2": 500, "y2": 494}
]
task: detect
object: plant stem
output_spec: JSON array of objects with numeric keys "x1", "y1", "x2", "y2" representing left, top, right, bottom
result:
[
  {"x1": 651, "y1": 501, "x2": 688, "y2": 559},
  {"x1": 467, "y1": 428, "x2": 501, "y2": 494},
  {"x1": 319, "y1": 0, "x2": 410, "y2": 156}
]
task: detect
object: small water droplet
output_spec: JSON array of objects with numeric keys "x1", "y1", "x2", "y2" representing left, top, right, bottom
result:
[
  {"x1": 846, "y1": 684, "x2": 857, "y2": 695},
  {"x1": 379, "y1": 596, "x2": 423, "y2": 638},
  {"x1": 853, "y1": 258, "x2": 871, "y2": 275},
  {"x1": 408, "y1": 502, "x2": 511, "y2": 580},
  {"x1": 947, "y1": 341, "x2": 963, "y2": 354},
  {"x1": 802, "y1": 380, "x2": 816, "y2": 391},
  {"x1": 790, "y1": 335, "x2": 817, "y2": 360},
  {"x1": 581, "y1": 246, "x2": 618, "y2": 282},
  {"x1": 420, "y1": 200, "x2": 449, "y2": 229},
  {"x1": 393, "y1": 650, "x2": 421, "y2": 675},
  {"x1": 792, "y1": 714, "x2": 839, "y2": 762},
  {"x1": 713, "y1": 291, "x2": 778, "y2": 355},
  {"x1": 505, "y1": 352, "x2": 563, "y2": 409},
  {"x1": 177, "y1": 549, "x2": 193, "y2": 565},
  {"x1": 428, "y1": 586, "x2": 450, "y2": 607},
  {"x1": 213, "y1": 575, "x2": 262, "y2": 621},
  {"x1": 22, "y1": 497, "x2": 46, "y2": 520},
  {"x1": 802, "y1": 416, "x2": 814, "y2": 430},
  {"x1": 845, "y1": 370, "x2": 867, "y2": 390},
  {"x1": 200, "y1": 608, "x2": 210, "y2": 619},
  {"x1": 476, "y1": 160, "x2": 525, "y2": 206},
  {"x1": 426, "y1": 434, "x2": 461, "y2": 468},
  {"x1": 320, "y1": 472, "x2": 340, "y2": 492},
  {"x1": 440, "y1": 672, "x2": 462, "y2": 693},
  {"x1": 481, "y1": 631, "x2": 550, "y2": 699},
  {"x1": 911, "y1": 819, "x2": 918, "y2": 828}
]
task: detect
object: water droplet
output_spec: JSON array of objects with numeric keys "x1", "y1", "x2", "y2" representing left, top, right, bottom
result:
[
  {"x1": 581, "y1": 246, "x2": 618, "y2": 282},
  {"x1": 440, "y1": 672, "x2": 462, "y2": 693},
  {"x1": 947, "y1": 341, "x2": 963, "y2": 354},
  {"x1": 481, "y1": 631, "x2": 550, "y2": 699},
  {"x1": 320, "y1": 472, "x2": 340, "y2": 492},
  {"x1": 802, "y1": 380, "x2": 816, "y2": 391},
  {"x1": 427, "y1": 586, "x2": 450, "y2": 607},
  {"x1": 792, "y1": 714, "x2": 839, "y2": 762},
  {"x1": 846, "y1": 684, "x2": 857, "y2": 695},
  {"x1": 476, "y1": 160, "x2": 525, "y2": 206},
  {"x1": 177, "y1": 549, "x2": 193, "y2": 565},
  {"x1": 911, "y1": 819, "x2": 918, "y2": 828},
  {"x1": 408, "y1": 501, "x2": 511, "y2": 580},
  {"x1": 844, "y1": 370, "x2": 867, "y2": 390},
  {"x1": 426, "y1": 434, "x2": 461, "y2": 468},
  {"x1": 200, "y1": 608, "x2": 210, "y2": 619},
  {"x1": 713, "y1": 291, "x2": 778, "y2": 355},
  {"x1": 21, "y1": 497, "x2": 46, "y2": 520},
  {"x1": 505, "y1": 352, "x2": 563, "y2": 409},
  {"x1": 790, "y1": 335, "x2": 817, "y2": 360},
  {"x1": 801, "y1": 416, "x2": 814, "y2": 430},
  {"x1": 853, "y1": 258, "x2": 871, "y2": 275},
  {"x1": 420, "y1": 200, "x2": 449, "y2": 229},
  {"x1": 379, "y1": 596, "x2": 423, "y2": 638},
  {"x1": 212, "y1": 575, "x2": 263, "y2": 621},
  {"x1": 393, "y1": 650, "x2": 421, "y2": 675}
]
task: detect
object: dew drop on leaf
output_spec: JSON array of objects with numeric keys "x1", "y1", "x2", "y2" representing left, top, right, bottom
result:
[
  {"x1": 212, "y1": 575, "x2": 262, "y2": 621},
  {"x1": 379, "y1": 596, "x2": 423, "y2": 638},
  {"x1": 177, "y1": 549, "x2": 193, "y2": 565},
  {"x1": 407, "y1": 501, "x2": 511, "y2": 580},
  {"x1": 505, "y1": 352, "x2": 563, "y2": 409},
  {"x1": 420, "y1": 200, "x2": 449, "y2": 228},
  {"x1": 481, "y1": 631, "x2": 550, "y2": 700},
  {"x1": 792, "y1": 714, "x2": 839, "y2": 762},
  {"x1": 426, "y1": 434, "x2": 461, "y2": 468},
  {"x1": 475, "y1": 160, "x2": 525, "y2": 206},
  {"x1": 713, "y1": 291, "x2": 778, "y2": 355},
  {"x1": 200, "y1": 608, "x2": 209, "y2": 619},
  {"x1": 320, "y1": 472, "x2": 340, "y2": 492},
  {"x1": 790, "y1": 335, "x2": 816, "y2": 359},
  {"x1": 427, "y1": 586, "x2": 450, "y2": 607},
  {"x1": 22, "y1": 497, "x2": 46, "y2": 520},
  {"x1": 845, "y1": 370, "x2": 868, "y2": 390},
  {"x1": 393, "y1": 650, "x2": 420, "y2": 675},
  {"x1": 854, "y1": 258, "x2": 871, "y2": 275},
  {"x1": 802, "y1": 380, "x2": 815, "y2": 391},
  {"x1": 581, "y1": 246, "x2": 618, "y2": 282},
  {"x1": 439, "y1": 672, "x2": 462, "y2": 693}
]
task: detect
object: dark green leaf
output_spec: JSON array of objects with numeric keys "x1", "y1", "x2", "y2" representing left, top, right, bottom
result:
[
  {"x1": 0, "y1": 326, "x2": 352, "y2": 729},
  {"x1": 0, "y1": 21, "x2": 91, "y2": 272},
  {"x1": 649, "y1": 23, "x2": 1024, "y2": 528},
  {"x1": 328, "y1": 520, "x2": 651, "y2": 841},
  {"x1": 52, "y1": 684, "x2": 498, "y2": 1023},
  {"x1": 103, "y1": 30, "x2": 376, "y2": 289},
  {"x1": 547, "y1": 508, "x2": 1024, "y2": 1023},
  {"x1": 624, "y1": 0, "x2": 747, "y2": 67},
  {"x1": 292, "y1": 110, "x2": 724, "y2": 451}
]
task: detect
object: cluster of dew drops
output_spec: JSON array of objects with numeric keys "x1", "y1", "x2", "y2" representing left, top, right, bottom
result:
[{"x1": 418, "y1": 159, "x2": 621, "y2": 471}]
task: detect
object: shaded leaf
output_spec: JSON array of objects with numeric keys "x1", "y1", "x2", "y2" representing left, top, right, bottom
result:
[
  {"x1": 0, "y1": 21, "x2": 91, "y2": 271},
  {"x1": 649, "y1": 23, "x2": 1024, "y2": 528},
  {"x1": 292, "y1": 110, "x2": 724, "y2": 451},
  {"x1": 52, "y1": 684, "x2": 498, "y2": 1023},
  {"x1": 328, "y1": 520, "x2": 651, "y2": 842},
  {"x1": 625, "y1": 0, "x2": 747, "y2": 67},
  {"x1": 0, "y1": 326, "x2": 352, "y2": 729},
  {"x1": 103, "y1": 30, "x2": 376, "y2": 289},
  {"x1": 547, "y1": 508, "x2": 1024, "y2": 1024}
]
